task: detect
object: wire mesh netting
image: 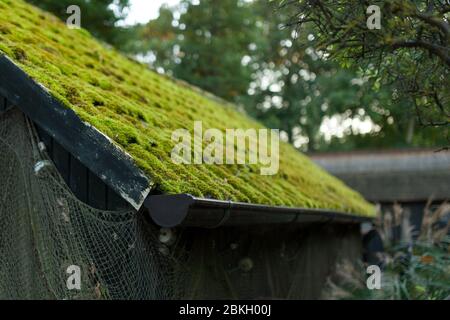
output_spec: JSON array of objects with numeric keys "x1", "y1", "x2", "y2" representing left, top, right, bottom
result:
[
  {"x1": 0, "y1": 109, "x2": 364, "y2": 300},
  {"x1": 0, "y1": 109, "x2": 182, "y2": 299}
]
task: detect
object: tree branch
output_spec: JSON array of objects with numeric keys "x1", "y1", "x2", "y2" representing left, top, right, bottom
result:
[{"x1": 391, "y1": 40, "x2": 450, "y2": 66}]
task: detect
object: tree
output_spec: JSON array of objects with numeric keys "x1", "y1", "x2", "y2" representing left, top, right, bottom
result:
[
  {"x1": 173, "y1": 0, "x2": 261, "y2": 100},
  {"x1": 26, "y1": 0, "x2": 130, "y2": 48},
  {"x1": 126, "y1": 0, "x2": 448, "y2": 151},
  {"x1": 278, "y1": 0, "x2": 449, "y2": 139},
  {"x1": 128, "y1": 0, "x2": 260, "y2": 101},
  {"x1": 123, "y1": 6, "x2": 180, "y2": 74},
  {"x1": 239, "y1": 0, "x2": 445, "y2": 151},
  {"x1": 240, "y1": 1, "x2": 378, "y2": 150}
]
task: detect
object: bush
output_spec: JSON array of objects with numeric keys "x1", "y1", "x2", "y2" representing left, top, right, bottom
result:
[{"x1": 324, "y1": 202, "x2": 450, "y2": 300}]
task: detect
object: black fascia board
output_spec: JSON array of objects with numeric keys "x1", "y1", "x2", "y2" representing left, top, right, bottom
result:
[
  {"x1": 144, "y1": 194, "x2": 373, "y2": 228},
  {"x1": 0, "y1": 55, "x2": 151, "y2": 209}
]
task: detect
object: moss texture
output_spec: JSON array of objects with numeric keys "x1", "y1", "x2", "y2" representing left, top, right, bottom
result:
[{"x1": 0, "y1": 0, "x2": 375, "y2": 216}]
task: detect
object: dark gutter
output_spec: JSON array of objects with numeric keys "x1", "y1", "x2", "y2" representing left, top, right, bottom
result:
[{"x1": 144, "y1": 194, "x2": 373, "y2": 228}]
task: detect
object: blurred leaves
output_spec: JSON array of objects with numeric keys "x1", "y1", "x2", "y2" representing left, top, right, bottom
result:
[
  {"x1": 27, "y1": 0, "x2": 449, "y2": 151},
  {"x1": 325, "y1": 202, "x2": 450, "y2": 300},
  {"x1": 26, "y1": 0, "x2": 132, "y2": 49},
  {"x1": 128, "y1": 0, "x2": 447, "y2": 151},
  {"x1": 278, "y1": 0, "x2": 449, "y2": 140}
]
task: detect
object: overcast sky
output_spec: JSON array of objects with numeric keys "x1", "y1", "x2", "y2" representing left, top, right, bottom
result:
[{"x1": 123, "y1": 0, "x2": 180, "y2": 25}]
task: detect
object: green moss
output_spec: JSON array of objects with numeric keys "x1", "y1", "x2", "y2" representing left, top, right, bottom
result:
[{"x1": 0, "y1": 0, "x2": 375, "y2": 217}]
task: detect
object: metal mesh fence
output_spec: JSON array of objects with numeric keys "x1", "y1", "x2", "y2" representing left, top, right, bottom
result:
[
  {"x1": 0, "y1": 109, "x2": 363, "y2": 300},
  {"x1": 0, "y1": 109, "x2": 181, "y2": 299}
]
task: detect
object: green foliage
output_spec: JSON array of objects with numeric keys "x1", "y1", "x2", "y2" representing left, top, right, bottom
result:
[
  {"x1": 132, "y1": 0, "x2": 261, "y2": 101},
  {"x1": 0, "y1": 0, "x2": 375, "y2": 216},
  {"x1": 239, "y1": 1, "x2": 392, "y2": 151},
  {"x1": 279, "y1": 0, "x2": 449, "y2": 141},
  {"x1": 326, "y1": 238, "x2": 450, "y2": 300},
  {"x1": 123, "y1": 7, "x2": 178, "y2": 72},
  {"x1": 25, "y1": 0, "x2": 131, "y2": 48},
  {"x1": 131, "y1": 0, "x2": 447, "y2": 152},
  {"x1": 325, "y1": 203, "x2": 450, "y2": 300},
  {"x1": 173, "y1": 0, "x2": 260, "y2": 100}
]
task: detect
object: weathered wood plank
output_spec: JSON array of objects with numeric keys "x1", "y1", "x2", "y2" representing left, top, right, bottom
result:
[
  {"x1": 88, "y1": 171, "x2": 107, "y2": 210},
  {"x1": 52, "y1": 140, "x2": 70, "y2": 185},
  {"x1": 0, "y1": 96, "x2": 13, "y2": 114},
  {"x1": 35, "y1": 126, "x2": 53, "y2": 155},
  {"x1": 107, "y1": 187, "x2": 129, "y2": 210},
  {"x1": 69, "y1": 155, "x2": 89, "y2": 204},
  {"x1": 36, "y1": 123, "x2": 130, "y2": 211},
  {"x1": 0, "y1": 96, "x2": 6, "y2": 112},
  {"x1": 0, "y1": 56, "x2": 150, "y2": 209}
]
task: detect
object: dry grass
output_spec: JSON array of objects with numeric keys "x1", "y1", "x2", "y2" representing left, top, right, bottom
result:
[{"x1": 324, "y1": 201, "x2": 450, "y2": 300}]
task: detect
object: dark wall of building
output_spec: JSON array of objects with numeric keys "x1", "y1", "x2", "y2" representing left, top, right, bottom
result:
[
  {"x1": 34, "y1": 125, "x2": 131, "y2": 211},
  {"x1": 176, "y1": 223, "x2": 362, "y2": 299}
]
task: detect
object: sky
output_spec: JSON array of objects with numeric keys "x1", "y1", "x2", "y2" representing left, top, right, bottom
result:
[{"x1": 123, "y1": 0, "x2": 180, "y2": 25}]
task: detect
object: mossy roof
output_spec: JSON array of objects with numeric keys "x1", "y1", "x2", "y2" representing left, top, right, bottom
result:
[{"x1": 0, "y1": 0, "x2": 375, "y2": 217}]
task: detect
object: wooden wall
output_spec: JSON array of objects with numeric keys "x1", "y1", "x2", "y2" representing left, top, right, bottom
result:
[
  {"x1": 178, "y1": 223, "x2": 363, "y2": 299},
  {"x1": 35, "y1": 125, "x2": 131, "y2": 211},
  {"x1": 0, "y1": 96, "x2": 130, "y2": 211}
]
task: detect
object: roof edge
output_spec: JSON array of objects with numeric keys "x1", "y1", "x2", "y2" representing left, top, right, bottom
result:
[
  {"x1": 144, "y1": 194, "x2": 373, "y2": 228},
  {"x1": 0, "y1": 54, "x2": 151, "y2": 210}
]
